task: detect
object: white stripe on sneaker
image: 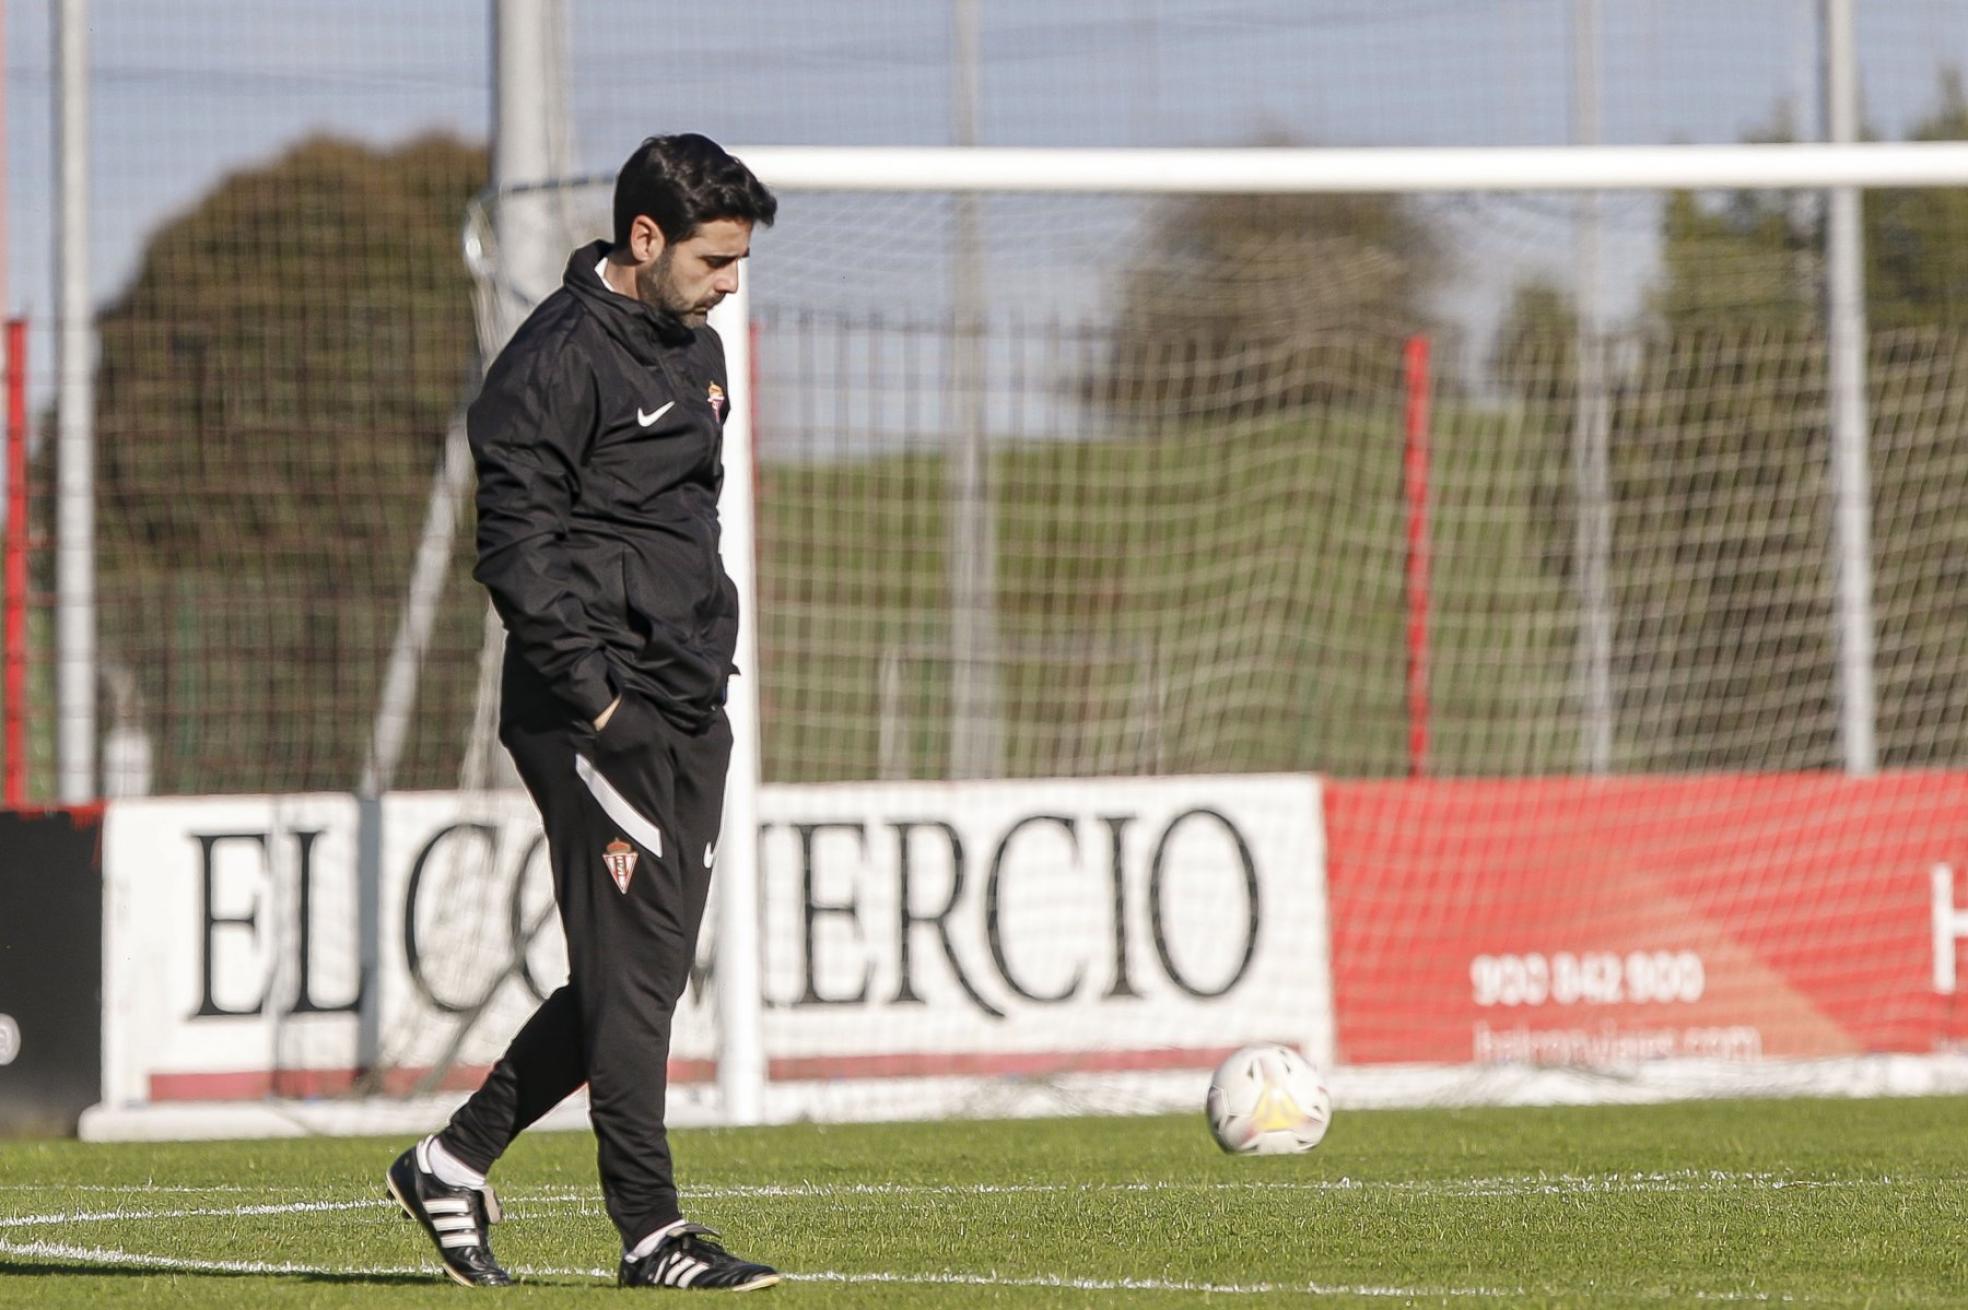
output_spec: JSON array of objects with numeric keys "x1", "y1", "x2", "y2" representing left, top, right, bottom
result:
[
  {"x1": 676, "y1": 1257, "x2": 707, "y2": 1287},
  {"x1": 431, "y1": 1215, "x2": 475, "y2": 1232},
  {"x1": 423, "y1": 1197, "x2": 470, "y2": 1215},
  {"x1": 438, "y1": 1232, "x2": 480, "y2": 1249}
]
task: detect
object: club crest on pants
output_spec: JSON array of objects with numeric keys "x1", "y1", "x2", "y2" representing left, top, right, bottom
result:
[{"x1": 603, "y1": 837, "x2": 638, "y2": 893}]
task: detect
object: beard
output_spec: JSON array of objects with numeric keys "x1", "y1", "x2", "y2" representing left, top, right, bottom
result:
[{"x1": 635, "y1": 248, "x2": 702, "y2": 322}]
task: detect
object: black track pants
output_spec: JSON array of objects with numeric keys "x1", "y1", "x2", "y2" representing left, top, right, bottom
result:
[{"x1": 439, "y1": 674, "x2": 731, "y2": 1250}]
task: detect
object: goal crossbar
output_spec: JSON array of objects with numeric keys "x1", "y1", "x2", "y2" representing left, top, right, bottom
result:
[{"x1": 480, "y1": 142, "x2": 1968, "y2": 197}]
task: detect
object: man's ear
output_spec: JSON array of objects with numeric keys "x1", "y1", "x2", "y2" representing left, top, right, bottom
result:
[{"x1": 631, "y1": 214, "x2": 667, "y2": 263}]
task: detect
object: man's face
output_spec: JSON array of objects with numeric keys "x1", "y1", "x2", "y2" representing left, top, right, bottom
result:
[{"x1": 632, "y1": 218, "x2": 753, "y2": 326}]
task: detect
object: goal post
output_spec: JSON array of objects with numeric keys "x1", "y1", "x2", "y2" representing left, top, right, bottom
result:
[{"x1": 705, "y1": 278, "x2": 766, "y2": 1125}]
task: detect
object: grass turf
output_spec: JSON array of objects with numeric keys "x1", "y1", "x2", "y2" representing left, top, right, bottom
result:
[{"x1": 0, "y1": 1096, "x2": 1962, "y2": 1306}]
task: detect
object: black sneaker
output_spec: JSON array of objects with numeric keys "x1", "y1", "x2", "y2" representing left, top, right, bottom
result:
[
  {"x1": 385, "y1": 1139, "x2": 513, "y2": 1287},
  {"x1": 619, "y1": 1223, "x2": 780, "y2": 1291}
]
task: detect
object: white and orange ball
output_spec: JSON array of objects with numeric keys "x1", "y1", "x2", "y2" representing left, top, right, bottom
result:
[{"x1": 1205, "y1": 1043, "x2": 1332, "y2": 1155}]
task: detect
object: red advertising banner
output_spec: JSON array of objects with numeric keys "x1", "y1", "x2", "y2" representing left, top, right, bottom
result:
[{"x1": 1325, "y1": 774, "x2": 1968, "y2": 1066}]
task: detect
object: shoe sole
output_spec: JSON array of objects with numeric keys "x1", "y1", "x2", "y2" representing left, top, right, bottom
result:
[
  {"x1": 385, "y1": 1169, "x2": 481, "y2": 1290},
  {"x1": 620, "y1": 1268, "x2": 783, "y2": 1292}
]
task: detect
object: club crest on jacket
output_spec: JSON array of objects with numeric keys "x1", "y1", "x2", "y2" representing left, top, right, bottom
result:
[
  {"x1": 603, "y1": 838, "x2": 638, "y2": 893},
  {"x1": 707, "y1": 381, "x2": 726, "y2": 420}
]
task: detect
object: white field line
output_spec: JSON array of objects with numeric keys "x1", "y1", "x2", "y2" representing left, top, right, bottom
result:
[
  {"x1": 0, "y1": 1237, "x2": 1808, "y2": 1302},
  {"x1": 0, "y1": 1237, "x2": 438, "y2": 1280},
  {"x1": 0, "y1": 1235, "x2": 1520, "y2": 1299},
  {"x1": 662, "y1": 1170, "x2": 1904, "y2": 1200},
  {"x1": 0, "y1": 1170, "x2": 1917, "y2": 1233},
  {"x1": 0, "y1": 1177, "x2": 1844, "y2": 1303},
  {"x1": 0, "y1": 1197, "x2": 390, "y2": 1230},
  {"x1": 0, "y1": 1167, "x2": 1915, "y2": 1223},
  {"x1": 0, "y1": 1183, "x2": 281, "y2": 1193},
  {"x1": 787, "y1": 1269, "x2": 1526, "y2": 1298}
]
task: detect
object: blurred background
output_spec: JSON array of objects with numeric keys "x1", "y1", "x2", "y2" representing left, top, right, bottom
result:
[{"x1": 8, "y1": 0, "x2": 1968, "y2": 799}]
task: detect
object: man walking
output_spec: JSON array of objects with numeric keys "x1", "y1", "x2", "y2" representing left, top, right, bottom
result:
[{"x1": 387, "y1": 134, "x2": 778, "y2": 1291}]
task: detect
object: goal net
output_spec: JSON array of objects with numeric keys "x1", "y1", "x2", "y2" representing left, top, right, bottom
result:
[
  {"x1": 416, "y1": 144, "x2": 1968, "y2": 1118},
  {"x1": 82, "y1": 142, "x2": 1968, "y2": 1136}
]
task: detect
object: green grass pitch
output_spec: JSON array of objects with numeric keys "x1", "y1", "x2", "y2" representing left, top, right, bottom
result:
[{"x1": 0, "y1": 1096, "x2": 1961, "y2": 1306}]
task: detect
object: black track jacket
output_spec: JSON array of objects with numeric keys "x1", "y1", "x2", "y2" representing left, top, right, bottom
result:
[{"x1": 469, "y1": 240, "x2": 738, "y2": 733}]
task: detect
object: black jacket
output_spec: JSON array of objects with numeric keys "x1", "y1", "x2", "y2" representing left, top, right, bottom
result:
[{"x1": 469, "y1": 240, "x2": 738, "y2": 732}]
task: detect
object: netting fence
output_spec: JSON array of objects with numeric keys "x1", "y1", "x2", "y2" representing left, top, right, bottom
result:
[
  {"x1": 10, "y1": 1, "x2": 1968, "y2": 797},
  {"x1": 50, "y1": 174, "x2": 1968, "y2": 796}
]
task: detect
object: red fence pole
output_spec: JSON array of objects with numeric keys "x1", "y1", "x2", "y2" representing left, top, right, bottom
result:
[
  {"x1": 1403, "y1": 334, "x2": 1431, "y2": 780},
  {"x1": 4, "y1": 319, "x2": 28, "y2": 807}
]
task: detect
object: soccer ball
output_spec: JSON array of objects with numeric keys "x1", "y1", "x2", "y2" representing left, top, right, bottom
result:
[{"x1": 1205, "y1": 1043, "x2": 1332, "y2": 1155}]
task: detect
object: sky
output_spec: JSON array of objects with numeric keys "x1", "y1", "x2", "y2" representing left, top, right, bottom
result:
[{"x1": 9, "y1": 0, "x2": 1968, "y2": 403}]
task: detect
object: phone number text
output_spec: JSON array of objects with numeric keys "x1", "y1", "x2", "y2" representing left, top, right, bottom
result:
[{"x1": 1469, "y1": 951, "x2": 1705, "y2": 1007}]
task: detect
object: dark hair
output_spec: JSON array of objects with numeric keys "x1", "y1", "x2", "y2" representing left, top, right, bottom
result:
[{"x1": 612, "y1": 133, "x2": 777, "y2": 247}]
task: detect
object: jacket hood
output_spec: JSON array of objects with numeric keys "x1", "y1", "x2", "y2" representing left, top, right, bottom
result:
[{"x1": 562, "y1": 239, "x2": 695, "y2": 359}]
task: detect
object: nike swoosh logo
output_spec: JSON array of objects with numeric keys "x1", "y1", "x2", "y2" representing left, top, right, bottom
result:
[{"x1": 637, "y1": 401, "x2": 675, "y2": 427}]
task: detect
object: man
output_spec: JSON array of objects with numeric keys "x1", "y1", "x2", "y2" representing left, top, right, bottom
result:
[{"x1": 386, "y1": 134, "x2": 778, "y2": 1292}]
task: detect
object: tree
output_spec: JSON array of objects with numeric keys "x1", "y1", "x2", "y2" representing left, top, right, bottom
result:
[
  {"x1": 94, "y1": 134, "x2": 488, "y2": 793},
  {"x1": 1645, "y1": 78, "x2": 1968, "y2": 333},
  {"x1": 1491, "y1": 74, "x2": 1968, "y2": 771},
  {"x1": 1087, "y1": 161, "x2": 1446, "y2": 419},
  {"x1": 1489, "y1": 278, "x2": 1578, "y2": 411},
  {"x1": 1863, "y1": 70, "x2": 1968, "y2": 330}
]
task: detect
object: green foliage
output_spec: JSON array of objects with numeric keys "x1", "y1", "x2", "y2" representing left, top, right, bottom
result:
[
  {"x1": 1604, "y1": 329, "x2": 1843, "y2": 769},
  {"x1": 757, "y1": 376, "x2": 1578, "y2": 783},
  {"x1": 95, "y1": 135, "x2": 487, "y2": 793},
  {"x1": 1643, "y1": 78, "x2": 1968, "y2": 333},
  {"x1": 1488, "y1": 75, "x2": 1968, "y2": 770},
  {"x1": 1869, "y1": 71, "x2": 1968, "y2": 329},
  {"x1": 1088, "y1": 179, "x2": 1442, "y2": 416},
  {"x1": 1489, "y1": 279, "x2": 1577, "y2": 411},
  {"x1": 3, "y1": 1097, "x2": 1966, "y2": 1305},
  {"x1": 1652, "y1": 190, "x2": 1822, "y2": 329}
]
